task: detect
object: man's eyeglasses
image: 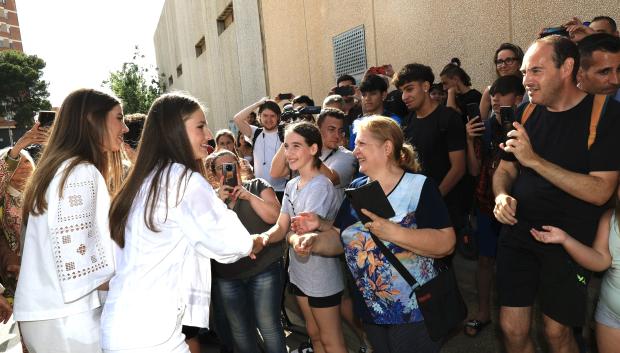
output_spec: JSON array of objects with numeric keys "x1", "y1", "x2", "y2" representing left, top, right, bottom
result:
[{"x1": 495, "y1": 57, "x2": 518, "y2": 67}]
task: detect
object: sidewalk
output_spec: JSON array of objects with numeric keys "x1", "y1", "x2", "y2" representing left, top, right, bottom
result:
[{"x1": 202, "y1": 252, "x2": 598, "y2": 352}]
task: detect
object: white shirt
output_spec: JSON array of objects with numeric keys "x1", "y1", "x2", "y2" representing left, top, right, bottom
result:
[
  {"x1": 321, "y1": 146, "x2": 358, "y2": 204},
  {"x1": 15, "y1": 161, "x2": 115, "y2": 321},
  {"x1": 250, "y1": 125, "x2": 286, "y2": 191},
  {"x1": 101, "y1": 163, "x2": 252, "y2": 350}
]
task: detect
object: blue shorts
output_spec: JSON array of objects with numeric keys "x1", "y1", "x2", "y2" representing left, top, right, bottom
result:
[{"x1": 475, "y1": 211, "x2": 501, "y2": 257}]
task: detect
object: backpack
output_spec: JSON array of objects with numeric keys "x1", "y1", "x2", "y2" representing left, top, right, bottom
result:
[
  {"x1": 518, "y1": 94, "x2": 610, "y2": 149},
  {"x1": 251, "y1": 124, "x2": 285, "y2": 147}
]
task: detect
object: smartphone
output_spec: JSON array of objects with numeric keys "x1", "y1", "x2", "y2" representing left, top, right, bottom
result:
[
  {"x1": 222, "y1": 163, "x2": 238, "y2": 187},
  {"x1": 277, "y1": 93, "x2": 294, "y2": 101},
  {"x1": 540, "y1": 26, "x2": 569, "y2": 38},
  {"x1": 500, "y1": 106, "x2": 516, "y2": 140},
  {"x1": 37, "y1": 111, "x2": 56, "y2": 127},
  {"x1": 367, "y1": 66, "x2": 387, "y2": 76},
  {"x1": 299, "y1": 106, "x2": 322, "y2": 115},
  {"x1": 466, "y1": 103, "x2": 480, "y2": 121},
  {"x1": 334, "y1": 85, "x2": 355, "y2": 97}
]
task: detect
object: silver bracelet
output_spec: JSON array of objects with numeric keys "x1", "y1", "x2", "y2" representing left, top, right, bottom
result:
[{"x1": 6, "y1": 149, "x2": 20, "y2": 162}]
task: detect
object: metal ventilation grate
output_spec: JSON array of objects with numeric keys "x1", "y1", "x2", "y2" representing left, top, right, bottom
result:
[{"x1": 332, "y1": 25, "x2": 367, "y2": 79}]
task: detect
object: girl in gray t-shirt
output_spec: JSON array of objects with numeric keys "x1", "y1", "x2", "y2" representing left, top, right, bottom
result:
[{"x1": 259, "y1": 122, "x2": 347, "y2": 353}]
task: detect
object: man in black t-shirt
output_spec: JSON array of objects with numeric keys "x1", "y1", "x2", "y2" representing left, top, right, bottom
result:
[
  {"x1": 393, "y1": 63, "x2": 467, "y2": 229},
  {"x1": 493, "y1": 36, "x2": 620, "y2": 353}
]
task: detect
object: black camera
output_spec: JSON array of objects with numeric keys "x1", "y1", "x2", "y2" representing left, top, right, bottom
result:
[{"x1": 280, "y1": 105, "x2": 322, "y2": 123}]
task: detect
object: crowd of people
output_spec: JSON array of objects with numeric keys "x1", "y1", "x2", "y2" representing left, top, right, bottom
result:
[{"x1": 0, "y1": 14, "x2": 619, "y2": 353}]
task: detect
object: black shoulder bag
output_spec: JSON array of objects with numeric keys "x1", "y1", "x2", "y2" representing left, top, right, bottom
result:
[{"x1": 369, "y1": 232, "x2": 467, "y2": 341}]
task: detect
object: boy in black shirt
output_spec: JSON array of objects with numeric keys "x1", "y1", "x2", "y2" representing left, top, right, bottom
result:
[
  {"x1": 493, "y1": 35, "x2": 620, "y2": 353},
  {"x1": 393, "y1": 63, "x2": 467, "y2": 229}
]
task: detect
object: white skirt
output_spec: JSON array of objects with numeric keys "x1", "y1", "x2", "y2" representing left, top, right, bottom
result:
[
  {"x1": 19, "y1": 308, "x2": 102, "y2": 353},
  {"x1": 102, "y1": 323, "x2": 188, "y2": 353},
  {"x1": 102, "y1": 306, "x2": 189, "y2": 353}
]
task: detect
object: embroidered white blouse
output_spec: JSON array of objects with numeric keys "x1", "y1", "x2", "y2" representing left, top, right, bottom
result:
[
  {"x1": 14, "y1": 161, "x2": 115, "y2": 321},
  {"x1": 101, "y1": 163, "x2": 253, "y2": 350}
]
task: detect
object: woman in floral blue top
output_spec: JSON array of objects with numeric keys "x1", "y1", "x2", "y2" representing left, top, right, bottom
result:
[{"x1": 289, "y1": 116, "x2": 456, "y2": 353}]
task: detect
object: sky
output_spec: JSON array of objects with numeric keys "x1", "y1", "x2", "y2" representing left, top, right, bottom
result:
[{"x1": 17, "y1": 0, "x2": 167, "y2": 107}]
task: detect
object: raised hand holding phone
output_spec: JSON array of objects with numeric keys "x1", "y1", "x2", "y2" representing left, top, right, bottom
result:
[
  {"x1": 465, "y1": 117, "x2": 485, "y2": 140},
  {"x1": 501, "y1": 122, "x2": 540, "y2": 168}
]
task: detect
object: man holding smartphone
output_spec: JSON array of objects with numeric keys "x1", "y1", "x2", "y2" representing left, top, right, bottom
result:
[
  {"x1": 463, "y1": 75, "x2": 524, "y2": 337},
  {"x1": 331, "y1": 75, "x2": 362, "y2": 145},
  {"x1": 493, "y1": 36, "x2": 620, "y2": 353}
]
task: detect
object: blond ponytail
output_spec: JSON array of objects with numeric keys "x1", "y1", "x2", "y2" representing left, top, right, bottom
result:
[{"x1": 399, "y1": 143, "x2": 421, "y2": 173}]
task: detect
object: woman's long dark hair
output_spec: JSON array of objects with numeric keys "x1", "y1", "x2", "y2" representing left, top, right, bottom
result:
[
  {"x1": 109, "y1": 93, "x2": 206, "y2": 248},
  {"x1": 22, "y1": 89, "x2": 123, "y2": 218}
]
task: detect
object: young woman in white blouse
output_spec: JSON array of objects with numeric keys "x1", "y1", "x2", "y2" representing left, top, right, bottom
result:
[
  {"x1": 15, "y1": 88, "x2": 128, "y2": 352},
  {"x1": 102, "y1": 93, "x2": 264, "y2": 353}
]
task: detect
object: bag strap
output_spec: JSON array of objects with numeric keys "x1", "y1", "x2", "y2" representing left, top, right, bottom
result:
[
  {"x1": 519, "y1": 95, "x2": 608, "y2": 150},
  {"x1": 252, "y1": 127, "x2": 263, "y2": 146},
  {"x1": 519, "y1": 103, "x2": 536, "y2": 125},
  {"x1": 368, "y1": 232, "x2": 421, "y2": 290},
  {"x1": 588, "y1": 94, "x2": 609, "y2": 149}
]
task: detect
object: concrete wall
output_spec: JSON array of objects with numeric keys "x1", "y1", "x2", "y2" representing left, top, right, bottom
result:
[
  {"x1": 260, "y1": 0, "x2": 620, "y2": 105},
  {"x1": 154, "y1": 0, "x2": 266, "y2": 130},
  {"x1": 155, "y1": 0, "x2": 620, "y2": 128}
]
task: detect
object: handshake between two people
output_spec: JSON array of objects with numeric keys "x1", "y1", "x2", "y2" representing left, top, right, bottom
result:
[
  {"x1": 248, "y1": 212, "x2": 325, "y2": 260},
  {"x1": 249, "y1": 208, "x2": 387, "y2": 259}
]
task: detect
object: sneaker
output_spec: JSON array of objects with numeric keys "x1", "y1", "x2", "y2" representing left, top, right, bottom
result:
[{"x1": 291, "y1": 341, "x2": 314, "y2": 353}]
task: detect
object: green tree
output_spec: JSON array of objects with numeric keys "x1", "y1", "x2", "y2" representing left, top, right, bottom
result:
[
  {"x1": 0, "y1": 50, "x2": 52, "y2": 128},
  {"x1": 102, "y1": 46, "x2": 163, "y2": 114}
]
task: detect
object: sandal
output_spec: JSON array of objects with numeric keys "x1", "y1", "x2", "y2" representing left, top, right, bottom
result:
[{"x1": 464, "y1": 319, "x2": 491, "y2": 337}]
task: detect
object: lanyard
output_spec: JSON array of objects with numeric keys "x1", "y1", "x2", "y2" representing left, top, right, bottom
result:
[{"x1": 321, "y1": 149, "x2": 337, "y2": 163}]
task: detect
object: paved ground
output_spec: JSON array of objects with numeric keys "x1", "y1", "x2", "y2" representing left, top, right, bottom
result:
[{"x1": 201, "y1": 253, "x2": 599, "y2": 353}]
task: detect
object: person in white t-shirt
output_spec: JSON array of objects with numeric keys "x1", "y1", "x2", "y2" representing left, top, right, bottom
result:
[
  {"x1": 315, "y1": 108, "x2": 358, "y2": 196},
  {"x1": 102, "y1": 93, "x2": 264, "y2": 353},
  {"x1": 234, "y1": 98, "x2": 287, "y2": 200},
  {"x1": 15, "y1": 89, "x2": 128, "y2": 352}
]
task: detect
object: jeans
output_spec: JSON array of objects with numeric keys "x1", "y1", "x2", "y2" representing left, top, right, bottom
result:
[{"x1": 213, "y1": 261, "x2": 287, "y2": 353}]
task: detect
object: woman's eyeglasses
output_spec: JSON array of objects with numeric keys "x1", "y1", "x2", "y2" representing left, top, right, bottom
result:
[{"x1": 495, "y1": 57, "x2": 518, "y2": 67}]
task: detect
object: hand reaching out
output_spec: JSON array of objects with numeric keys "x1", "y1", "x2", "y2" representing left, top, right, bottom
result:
[
  {"x1": 530, "y1": 225, "x2": 569, "y2": 244},
  {"x1": 291, "y1": 212, "x2": 321, "y2": 234},
  {"x1": 249, "y1": 234, "x2": 266, "y2": 259}
]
